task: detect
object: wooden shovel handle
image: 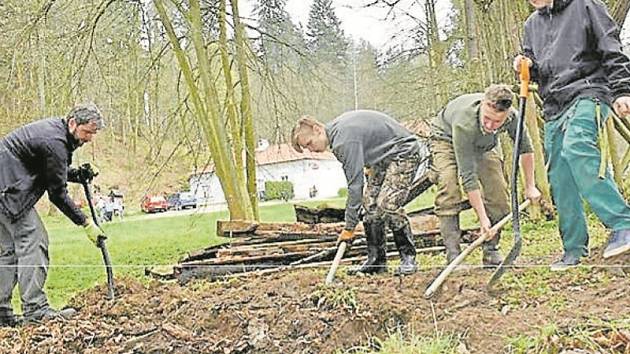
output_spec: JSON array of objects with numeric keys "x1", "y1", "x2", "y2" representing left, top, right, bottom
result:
[
  {"x1": 424, "y1": 199, "x2": 531, "y2": 298},
  {"x1": 325, "y1": 242, "x2": 347, "y2": 285}
]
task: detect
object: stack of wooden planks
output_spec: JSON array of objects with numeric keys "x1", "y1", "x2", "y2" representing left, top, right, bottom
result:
[{"x1": 148, "y1": 203, "x2": 477, "y2": 283}]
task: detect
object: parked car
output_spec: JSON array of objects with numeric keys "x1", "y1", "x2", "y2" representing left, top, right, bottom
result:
[
  {"x1": 167, "y1": 192, "x2": 197, "y2": 210},
  {"x1": 141, "y1": 195, "x2": 168, "y2": 213}
]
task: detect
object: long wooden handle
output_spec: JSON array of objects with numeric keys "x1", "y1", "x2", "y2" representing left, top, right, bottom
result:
[
  {"x1": 424, "y1": 199, "x2": 531, "y2": 298},
  {"x1": 325, "y1": 242, "x2": 347, "y2": 285},
  {"x1": 519, "y1": 59, "x2": 530, "y2": 98}
]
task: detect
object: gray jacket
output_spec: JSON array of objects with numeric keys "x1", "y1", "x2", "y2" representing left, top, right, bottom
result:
[
  {"x1": 325, "y1": 110, "x2": 420, "y2": 230},
  {"x1": 523, "y1": 0, "x2": 630, "y2": 120}
]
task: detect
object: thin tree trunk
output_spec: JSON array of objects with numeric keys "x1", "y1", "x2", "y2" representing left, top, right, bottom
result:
[
  {"x1": 154, "y1": 0, "x2": 254, "y2": 220},
  {"x1": 218, "y1": 0, "x2": 245, "y2": 182},
  {"x1": 464, "y1": 0, "x2": 479, "y2": 61},
  {"x1": 231, "y1": 0, "x2": 259, "y2": 220},
  {"x1": 607, "y1": 118, "x2": 625, "y2": 197},
  {"x1": 610, "y1": 0, "x2": 630, "y2": 27},
  {"x1": 525, "y1": 97, "x2": 551, "y2": 219}
]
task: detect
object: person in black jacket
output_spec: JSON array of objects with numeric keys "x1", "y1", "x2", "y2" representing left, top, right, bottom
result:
[
  {"x1": 0, "y1": 102, "x2": 105, "y2": 326},
  {"x1": 515, "y1": 0, "x2": 630, "y2": 270}
]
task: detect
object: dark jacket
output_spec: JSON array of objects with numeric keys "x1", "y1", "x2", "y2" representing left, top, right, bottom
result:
[
  {"x1": 0, "y1": 118, "x2": 87, "y2": 225},
  {"x1": 523, "y1": 0, "x2": 630, "y2": 119}
]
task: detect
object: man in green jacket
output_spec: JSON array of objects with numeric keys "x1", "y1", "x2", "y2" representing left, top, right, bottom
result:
[{"x1": 430, "y1": 84, "x2": 541, "y2": 265}]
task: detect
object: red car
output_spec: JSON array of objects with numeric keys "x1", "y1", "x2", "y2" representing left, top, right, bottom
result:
[{"x1": 141, "y1": 195, "x2": 168, "y2": 213}]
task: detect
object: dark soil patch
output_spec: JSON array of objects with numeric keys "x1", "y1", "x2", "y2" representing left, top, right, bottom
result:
[{"x1": 1, "y1": 255, "x2": 628, "y2": 353}]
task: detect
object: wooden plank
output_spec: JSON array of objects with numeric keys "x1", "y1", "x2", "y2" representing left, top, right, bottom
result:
[
  {"x1": 178, "y1": 246, "x2": 448, "y2": 282},
  {"x1": 222, "y1": 238, "x2": 334, "y2": 253},
  {"x1": 181, "y1": 250, "x2": 315, "y2": 266},
  {"x1": 183, "y1": 227, "x2": 475, "y2": 264},
  {"x1": 216, "y1": 220, "x2": 258, "y2": 236},
  {"x1": 409, "y1": 215, "x2": 440, "y2": 234},
  {"x1": 294, "y1": 204, "x2": 345, "y2": 224},
  {"x1": 217, "y1": 244, "x2": 331, "y2": 258}
]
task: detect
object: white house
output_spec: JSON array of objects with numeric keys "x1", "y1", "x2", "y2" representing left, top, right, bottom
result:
[{"x1": 189, "y1": 141, "x2": 348, "y2": 205}]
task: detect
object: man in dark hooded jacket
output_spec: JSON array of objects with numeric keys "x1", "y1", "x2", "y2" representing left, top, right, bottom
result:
[
  {"x1": 515, "y1": 0, "x2": 630, "y2": 270},
  {"x1": 0, "y1": 103, "x2": 105, "y2": 326}
]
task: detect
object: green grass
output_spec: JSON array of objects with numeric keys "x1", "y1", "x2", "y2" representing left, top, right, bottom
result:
[
  {"x1": 21, "y1": 193, "x2": 438, "y2": 310},
  {"x1": 341, "y1": 329, "x2": 464, "y2": 354},
  {"x1": 310, "y1": 284, "x2": 359, "y2": 313},
  {"x1": 505, "y1": 319, "x2": 630, "y2": 354},
  {"x1": 12, "y1": 197, "x2": 357, "y2": 310},
  {"x1": 38, "y1": 210, "x2": 227, "y2": 308}
]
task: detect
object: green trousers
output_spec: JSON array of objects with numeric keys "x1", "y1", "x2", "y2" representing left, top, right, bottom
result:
[{"x1": 544, "y1": 98, "x2": 630, "y2": 258}]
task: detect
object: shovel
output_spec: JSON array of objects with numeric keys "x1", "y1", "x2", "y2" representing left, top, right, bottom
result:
[{"x1": 486, "y1": 59, "x2": 531, "y2": 291}]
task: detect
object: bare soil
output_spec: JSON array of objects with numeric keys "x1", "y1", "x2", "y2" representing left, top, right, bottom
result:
[{"x1": 1, "y1": 254, "x2": 628, "y2": 354}]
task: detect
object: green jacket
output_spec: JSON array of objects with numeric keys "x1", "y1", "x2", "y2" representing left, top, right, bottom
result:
[{"x1": 431, "y1": 93, "x2": 533, "y2": 192}]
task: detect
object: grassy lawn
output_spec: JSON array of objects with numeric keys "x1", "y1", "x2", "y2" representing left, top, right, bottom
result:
[
  {"x1": 13, "y1": 196, "x2": 371, "y2": 309},
  {"x1": 37, "y1": 209, "x2": 225, "y2": 309}
]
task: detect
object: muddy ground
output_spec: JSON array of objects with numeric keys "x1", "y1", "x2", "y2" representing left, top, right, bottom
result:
[{"x1": 1, "y1": 253, "x2": 628, "y2": 354}]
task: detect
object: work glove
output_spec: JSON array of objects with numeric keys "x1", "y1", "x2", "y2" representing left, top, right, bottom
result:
[
  {"x1": 336, "y1": 229, "x2": 355, "y2": 246},
  {"x1": 78, "y1": 163, "x2": 99, "y2": 183},
  {"x1": 83, "y1": 220, "x2": 105, "y2": 246}
]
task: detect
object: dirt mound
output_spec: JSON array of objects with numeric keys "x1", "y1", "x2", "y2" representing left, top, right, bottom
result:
[{"x1": 1, "y1": 265, "x2": 628, "y2": 353}]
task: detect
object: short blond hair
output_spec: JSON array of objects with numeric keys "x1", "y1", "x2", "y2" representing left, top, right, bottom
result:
[{"x1": 291, "y1": 116, "x2": 323, "y2": 153}]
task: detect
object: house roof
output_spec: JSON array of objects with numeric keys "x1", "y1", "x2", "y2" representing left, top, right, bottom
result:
[
  {"x1": 256, "y1": 143, "x2": 336, "y2": 166},
  {"x1": 191, "y1": 143, "x2": 337, "y2": 176}
]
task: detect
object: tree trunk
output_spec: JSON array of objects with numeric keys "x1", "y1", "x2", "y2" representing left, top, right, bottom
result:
[
  {"x1": 525, "y1": 97, "x2": 551, "y2": 219},
  {"x1": 154, "y1": 0, "x2": 254, "y2": 221},
  {"x1": 463, "y1": 0, "x2": 479, "y2": 61},
  {"x1": 231, "y1": 0, "x2": 260, "y2": 220},
  {"x1": 607, "y1": 118, "x2": 625, "y2": 197},
  {"x1": 218, "y1": 0, "x2": 245, "y2": 184},
  {"x1": 610, "y1": 0, "x2": 630, "y2": 27}
]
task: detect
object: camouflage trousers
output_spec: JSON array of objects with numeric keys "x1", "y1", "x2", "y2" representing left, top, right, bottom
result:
[
  {"x1": 363, "y1": 153, "x2": 421, "y2": 231},
  {"x1": 428, "y1": 139, "x2": 509, "y2": 224}
]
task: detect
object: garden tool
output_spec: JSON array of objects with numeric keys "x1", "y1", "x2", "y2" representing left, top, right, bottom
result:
[
  {"x1": 487, "y1": 59, "x2": 531, "y2": 291},
  {"x1": 79, "y1": 164, "x2": 115, "y2": 300}
]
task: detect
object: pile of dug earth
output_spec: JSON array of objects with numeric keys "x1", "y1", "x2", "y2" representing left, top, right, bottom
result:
[{"x1": 1, "y1": 254, "x2": 627, "y2": 354}]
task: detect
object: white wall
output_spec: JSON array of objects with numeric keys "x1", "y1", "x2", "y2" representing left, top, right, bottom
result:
[{"x1": 258, "y1": 159, "x2": 347, "y2": 200}]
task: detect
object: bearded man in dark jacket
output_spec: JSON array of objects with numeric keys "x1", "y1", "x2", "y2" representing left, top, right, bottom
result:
[
  {"x1": 515, "y1": 0, "x2": 630, "y2": 270},
  {"x1": 0, "y1": 103, "x2": 105, "y2": 325}
]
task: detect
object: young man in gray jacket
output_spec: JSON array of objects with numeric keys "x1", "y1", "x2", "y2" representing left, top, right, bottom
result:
[
  {"x1": 0, "y1": 103, "x2": 106, "y2": 326},
  {"x1": 291, "y1": 111, "x2": 422, "y2": 275},
  {"x1": 515, "y1": 0, "x2": 630, "y2": 270}
]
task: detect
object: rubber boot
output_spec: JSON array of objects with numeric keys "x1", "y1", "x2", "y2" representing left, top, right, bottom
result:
[
  {"x1": 439, "y1": 215, "x2": 461, "y2": 264},
  {"x1": 482, "y1": 230, "x2": 503, "y2": 267},
  {"x1": 349, "y1": 220, "x2": 387, "y2": 275},
  {"x1": 393, "y1": 223, "x2": 418, "y2": 275}
]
